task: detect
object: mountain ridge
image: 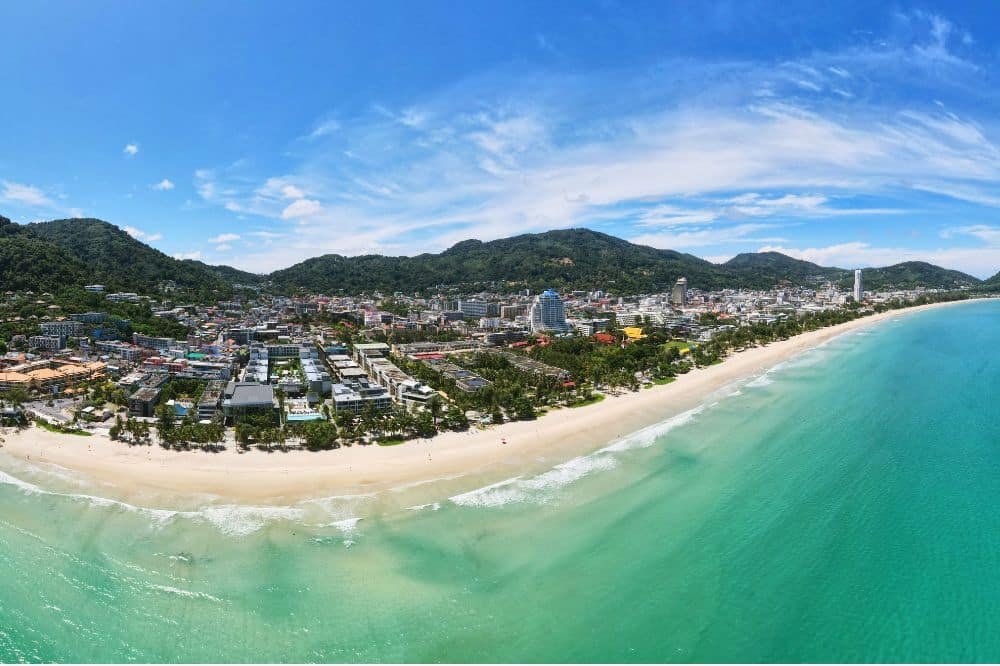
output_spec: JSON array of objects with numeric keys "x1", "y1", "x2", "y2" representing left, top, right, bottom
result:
[{"x1": 0, "y1": 216, "x2": 989, "y2": 296}]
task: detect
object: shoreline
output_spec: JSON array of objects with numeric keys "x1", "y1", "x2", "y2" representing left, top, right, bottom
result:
[{"x1": 0, "y1": 299, "x2": 981, "y2": 506}]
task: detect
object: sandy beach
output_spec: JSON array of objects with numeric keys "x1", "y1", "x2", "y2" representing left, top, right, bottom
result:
[{"x1": 0, "y1": 300, "x2": 977, "y2": 504}]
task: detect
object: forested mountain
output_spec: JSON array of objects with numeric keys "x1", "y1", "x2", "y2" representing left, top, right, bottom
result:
[
  {"x1": 0, "y1": 216, "x2": 92, "y2": 292},
  {"x1": 271, "y1": 228, "x2": 983, "y2": 294},
  {"x1": 0, "y1": 216, "x2": 988, "y2": 297},
  {"x1": 25, "y1": 218, "x2": 236, "y2": 296},
  {"x1": 724, "y1": 252, "x2": 982, "y2": 292},
  {"x1": 845, "y1": 262, "x2": 981, "y2": 291},
  {"x1": 722, "y1": 252, "x2": 842, "y2": 287},
  {"x1": 270, "y1": 229, "x2": 731, "y2": 294},
  {"x1": 186, "y1": 260, "x2": 265, "y2": 286},
  {"x1": 980, "y1": 270, "x2": 1000, "y2": 290}
]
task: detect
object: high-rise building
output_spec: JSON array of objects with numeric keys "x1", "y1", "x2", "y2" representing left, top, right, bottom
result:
[
  {"x1": 530, "y1": 289, "x2": 570, "y2": 333},
  {"x1": 457, "y1": 299, "x2": 490, "y2": 318},
  {"x1": 853, "y1": 269, "x2": 864, "y2": 302},
  {"x1": 670, "y1": 277, "x2": 688, "y2": 306}
]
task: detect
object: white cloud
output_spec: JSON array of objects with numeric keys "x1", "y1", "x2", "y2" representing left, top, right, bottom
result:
[
  {"x1": 191, "y1": 10, "x2": 1000, "y2": 275},
  {"x1": 214, "y1": 243, "x2": 232, "y2": 252},
  {"x1": 123, "y1": 143, "x2": 139, "y2": 157},
  {"x1": 942, "y1": 224, "x2": 1000, "y2": 245},
  {"x1": 153, "y1": 178, "x2": 175, "y2": 191},
  {"x1": 1, "y1": 181, "x2": 53, "y2": 207},
  {"x1": 257, "y1": 177, "x2": 306, "y2": 200},
  {"x1": 208, "y1": 233, "x2": 240, "y2": 243},
  {"x1": 307, "y1": 118, "x2": 341, "y2": 139},
  {"x1": 173, "y1": 250, "x2": 203, "y2": 261},
  {"x1": 631, "y1": 224, "x2": 788, "y2": 249},
  {"x1": 280, "y1": 198, "x2": 323, "y2": 219},
  {"x1": 123, "y1": 226, "x2": 163, "y2": 243},
  {"x1": 68, "y1": 208, "x2": 84, "y2": 218}
]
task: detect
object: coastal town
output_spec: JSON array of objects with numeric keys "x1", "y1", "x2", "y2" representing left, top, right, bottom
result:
[{"x1": 0, "y1": 270, "x2": 970, "y2": 451}]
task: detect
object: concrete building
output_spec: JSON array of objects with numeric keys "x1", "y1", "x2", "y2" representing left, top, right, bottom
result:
[
  {"x1": 529, "y1": 289, "x2": 570, "y2": 333},
  {"x1": 197, "y1": 380, "x2": 225, "y2": 420},
  {"x1": 133, "y1": 333, "x2": 177, "y2": 352},
  {"x1": 457, "y1": 299, "x2": 490, "y2": 318},
  {"x1": 71, "y1": 312, "x2": 108, "y2": 324},
  {"x1": 96, "y1": 340, "x2": 146, "y2": 362},
  {"x1": 221, "y1": 381, "x2": 276, "y2": 421},
  {"x1": 670, "y1": 277, "x2": 688, "y2": 306},
  {"x1": 107, "y1": 292, "x2": 140, "y2": 303},
  {"x1": 331, "y1": 379, "x2": 392, "y2": 414},
  {"x1": 128, "y1": 386, "x2": 161, "y2": 417},
  {"x1": 572, "y1": 318, "x2": 611, "y2": 336},
  {"x1": 500, "y1": 305, "x2": 526, "y2": 320},
  {"x1": 853, "y1": 269, "x2": 864, "y2": 302},
  {"x1": 40, "y1": 320, "x2": 86, "y2": 337},
  {"x1": 29, "y1": 335, "x2": 64, "y2": 351}
]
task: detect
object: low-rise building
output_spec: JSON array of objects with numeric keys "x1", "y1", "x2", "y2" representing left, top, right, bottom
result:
[
  {"x1": 197, "y1": 380, "x2": 225, "y2": 420},
  {"x1": 128, "y1": 386, "x2": 161, "y2": 417},
  {"x1": 221, "y1": 381, "x2": 276, "y2": 421},
  {"x1": 331, "y1": 379, "x2": 392, "y2": 414},
  {"x1": 29, "y1": 335, "x2": 64, "y2": 351},
  {"x1": 40, "y1": 320, "x2": 86, "y2": 337}
]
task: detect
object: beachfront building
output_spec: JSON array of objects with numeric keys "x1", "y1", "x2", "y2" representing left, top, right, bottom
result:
[
  {"x1": 221, "y1": 381, "x2": 277, "y2": 421},
  {"x1": 529, "y1": 289, "x2": 571, "y2": 333},
  {"x1": 128, "y1": 386, "x2": 161, "y2": 417},
  {"x1": 331, "y1": 379, "x2": 392, "y2": 414},
  {"x1": 0, "y1": 359, "x2": 106, "y2": 392},
  {"x1": 853, "y1": 269, "x2": 864, "y2": 302}
]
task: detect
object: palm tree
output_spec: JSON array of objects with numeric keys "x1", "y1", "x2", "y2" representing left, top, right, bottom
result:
[{"x1": 427, "y1": 395, "x2": 444, "y2": 426}]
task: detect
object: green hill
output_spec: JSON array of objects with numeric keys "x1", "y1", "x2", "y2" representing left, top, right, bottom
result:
[
  {"x1": 272, "y1": 228, "x2": 984, "y2": 294},
  {"x1": 722, "y1": 252, "x2": 843, "y2": 287},
  {"x1": 187, "y1": 260, "x2": 265, "y2": 286},
  {"x1": 270, "y1": 228, "x2": 731, "y2": 294},
  {"x1": 24, "y1": 218, "x2": 233, "y2": 296},
  {"x1": 0, "y1": 216, "x2": 92, "y2": 292},
  {"x1": 838, "y1": 261, "x2": 981, "y2": 291},
  {"x1": 0, "y1": 216, "x2": 988, "y2": 297}
]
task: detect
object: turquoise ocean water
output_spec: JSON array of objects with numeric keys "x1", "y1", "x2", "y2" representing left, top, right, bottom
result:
[{"x1": 2, "y1": 300, "x2": 1000, "y2": 663}]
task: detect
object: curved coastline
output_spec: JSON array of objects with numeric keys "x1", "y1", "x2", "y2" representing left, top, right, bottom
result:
[{"x1": 0, "y1": 299, "x2": 983, "y2": 508}]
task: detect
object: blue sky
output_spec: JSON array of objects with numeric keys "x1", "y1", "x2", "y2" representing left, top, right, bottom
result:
[{"x1": 3, "y1": 1, "x2": 1000, "y2": 276}]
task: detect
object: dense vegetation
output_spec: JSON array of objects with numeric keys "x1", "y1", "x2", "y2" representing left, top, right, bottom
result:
[
  {"x1": 980, "y1": 270, "x2": 1000, "y2": 290},
  {"x1": 841, "y1": 261, "x2": 982, "y2": 291},
  {"x1": 0, "y1": 216, "x2": 93, "y2": 292},
  {"x1": 271, "y1": 229, "x2": 984, "y2": 294},
  {"x1": 26, "y1": 218, "x2": 241, "y2": 299},
  {"x1": 1, "y1": 216, "x2": 987, "y2": 297}
]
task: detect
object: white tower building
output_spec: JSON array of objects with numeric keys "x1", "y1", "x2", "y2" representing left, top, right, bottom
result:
[
  {"x1": 853, "y1": 269, "x2": 864, "y2": 302},
  {"x1": 670, "y1": 277, "x2": 688, "y2": 306},
  {"x1": 530, "y1": 289, "x2": 570, "y2": 333}
]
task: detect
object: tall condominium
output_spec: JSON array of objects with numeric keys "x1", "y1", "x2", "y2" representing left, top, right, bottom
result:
[
  {"x1": 853, "y1": 269, "x2": 864, "y2": 302},
  {"x1": 530, "y1": 289, "x2": 570, "y2": 333},
  {"x1": 670, "y1": 277, "x2": 688, "y2": 306}
]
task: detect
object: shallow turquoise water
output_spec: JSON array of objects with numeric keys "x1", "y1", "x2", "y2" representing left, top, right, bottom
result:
[{"x1": 2, "y1": 300, "x2": 1000, "y2": 662}]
